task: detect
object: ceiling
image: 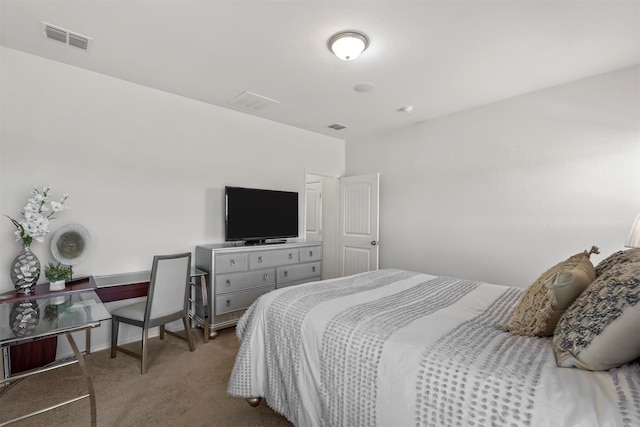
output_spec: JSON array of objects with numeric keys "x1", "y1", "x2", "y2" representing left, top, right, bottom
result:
[{"x1": 1, "y1": 1, "x2": 639, "y2": 141}]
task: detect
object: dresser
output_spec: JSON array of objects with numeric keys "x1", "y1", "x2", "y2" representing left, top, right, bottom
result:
[{"x1": 195, "y1": 242, "x2": 322, "y2": 337}]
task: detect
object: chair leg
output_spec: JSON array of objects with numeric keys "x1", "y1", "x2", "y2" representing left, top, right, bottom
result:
[
  {"x1": 110, "y1": 319, "x2": 120, "y2": 358},
  {"x1": 141, "y1": 327, "x2": 149, "y2": 374},
  {"x1": 183, "y1": 316, "x2": 195, "y2": 352},
  {"x1": 159, "y1": 325, "x2": 165, "y2": 340}
]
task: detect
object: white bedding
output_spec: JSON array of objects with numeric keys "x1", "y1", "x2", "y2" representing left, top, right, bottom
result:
[{"x1": 227, "y1": 269, "x2": 640, "y2": 427}]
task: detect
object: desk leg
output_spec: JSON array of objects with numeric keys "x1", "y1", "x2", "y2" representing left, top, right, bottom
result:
[
  {"x1": 1, "y1": 347, "x2": 9, "y2": 382},
  {"x1": 66, "y1": 333, "x2": 96, "y2": 427},
  {"x1": 85, "y1": 329, "x2": 91, "y2": 354}
]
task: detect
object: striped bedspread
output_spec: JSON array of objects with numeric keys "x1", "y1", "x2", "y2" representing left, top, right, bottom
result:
[{"x1": 227, "y1": 269, "x2": 640, "y2": 427}]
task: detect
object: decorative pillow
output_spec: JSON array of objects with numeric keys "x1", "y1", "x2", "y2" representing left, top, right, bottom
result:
[
  {"x1": 594, "y1": 248, "x2": 640, "y2": 277},
  {"x1": 503, "y1": 246, "x2": 598, "y2": 337},
  {"x1": 553, "y1": 262, "x2": 640, "y2": 371}
]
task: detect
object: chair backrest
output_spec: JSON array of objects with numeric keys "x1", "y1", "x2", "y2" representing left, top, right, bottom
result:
[{"x1": 145, "y1": 252, "x2": 192, "y2": 321}]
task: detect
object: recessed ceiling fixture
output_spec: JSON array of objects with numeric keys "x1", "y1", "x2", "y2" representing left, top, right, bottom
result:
[{"x1": 327, "y1": 30, "x2": 369, "y2": 61}]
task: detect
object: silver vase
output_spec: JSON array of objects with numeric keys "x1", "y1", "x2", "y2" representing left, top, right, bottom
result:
[{"x1": 10, "y1": 243, "x2": 41, "y2": 294}]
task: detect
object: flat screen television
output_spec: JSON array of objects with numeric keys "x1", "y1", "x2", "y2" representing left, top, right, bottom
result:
[{"x1": 225, "y1": 186, "x2": 299, "y2": 245}]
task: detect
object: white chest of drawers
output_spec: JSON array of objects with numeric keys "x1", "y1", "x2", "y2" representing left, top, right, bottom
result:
[{"x1": 195, "y1": 242, "x2": 322, "y2": 337}]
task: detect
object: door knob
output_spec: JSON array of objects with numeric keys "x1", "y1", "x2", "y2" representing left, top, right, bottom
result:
[{"x1": 371, "y1": 240, "x2": 379, "y2": 246}]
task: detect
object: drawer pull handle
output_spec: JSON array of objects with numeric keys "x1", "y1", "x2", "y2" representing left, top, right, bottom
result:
[
  {"x1": 263, "y1": 273, "x2": 268, "y2": 280},
  {"x1": 288, "y1": 253, "x2": 293, "y2": 259},
  {"x1": 258, "y1": 256, "x2": 263, "y2": 263},
  {"x1": 226, "y1": 299, "x2": 231, "y2": 307},
  {"x1": 284, "y1": 271, "x2": 288, "y2": 278},
  {"x1": 230, "y1": 259, "x2": 235, "y2": 266},
  {"x1": 309, "y1": 251, "x2": 313, "y2": 257},
  {"x1": 312, "y1": 266, "x2": 316, "y2": 272},
  {"x1": 226, "y1": 280, "x2": 231, "y2": 287}
]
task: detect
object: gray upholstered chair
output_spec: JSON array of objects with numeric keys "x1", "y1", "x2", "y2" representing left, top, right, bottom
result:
[{"x1": 110, "y1": 252, "x2": 195, "y2": 374}]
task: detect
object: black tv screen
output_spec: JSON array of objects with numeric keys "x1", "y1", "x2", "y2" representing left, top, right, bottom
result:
[{"x1": 225, "y1": 186, "x2": 299, "y2": 244}]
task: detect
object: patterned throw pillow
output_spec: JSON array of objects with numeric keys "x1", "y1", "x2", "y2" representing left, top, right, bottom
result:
[
  {"x1": 553, "y1": 262, "x2": 640, "y2": 371},
  {"x1": 503, "y1": 247, "x2": 598, "y2": 337},
  {"x1": 594, "y1": 248, "x2": 640, "y2": 277}
]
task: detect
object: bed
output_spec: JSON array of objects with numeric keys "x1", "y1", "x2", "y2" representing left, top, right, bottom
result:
[{"x1": 227, "y1": 266, "x2": 640, "y2": 427}]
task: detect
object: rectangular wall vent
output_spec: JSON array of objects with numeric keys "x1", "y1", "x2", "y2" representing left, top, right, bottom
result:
[
  {"x1": 328, "y1": 123, "x2": 347, "y2": 130},
  {"x1": 68, "y1": 33, "x2": 90, "y2": 50},
  {"x1": 229, "y1": 91, "x2": 280, "y2": 112},
  {"x1": 40, "y1": 21, "x2": 92, "y2": 51},
  {"x1": 45, "y1": 26, "x2": 67, "y2": 43}
]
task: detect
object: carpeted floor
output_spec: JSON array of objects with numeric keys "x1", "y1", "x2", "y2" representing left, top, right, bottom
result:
[{"x1": 1, "y1": 327, "x2": 293, "y2": 426}]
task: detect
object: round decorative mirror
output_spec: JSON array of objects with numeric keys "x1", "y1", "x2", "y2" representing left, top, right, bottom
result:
[{"x1": 51, "y1": 224, "x2": 91, "y2": 266}]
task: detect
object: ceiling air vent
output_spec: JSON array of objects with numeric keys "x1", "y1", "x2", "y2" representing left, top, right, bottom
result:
[
  {"x1": 229, "y1": 91, "x2": 280, "y2": 112},
  {"x1": 328, "y1": 123, "x2": 347, "y2": 130},
  {"x1": 40, "y1": 21, "x2": 92, "y2": 51}
]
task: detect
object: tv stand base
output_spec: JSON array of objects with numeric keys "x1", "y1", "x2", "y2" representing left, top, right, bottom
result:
[{"x1": 244, "y1": 239, "x2": 286, "y2": 246}]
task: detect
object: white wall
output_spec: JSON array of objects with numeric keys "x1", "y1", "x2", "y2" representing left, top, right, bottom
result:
[
  {"x1": 346, "y1": 66, "x2": 640, "y2": 288},
  {"x1": 0, "y1": 47, "x2": 344, "y2": 353},
  {"x1": 0, "y1": 47, "x2": 345, "y2": 283}
]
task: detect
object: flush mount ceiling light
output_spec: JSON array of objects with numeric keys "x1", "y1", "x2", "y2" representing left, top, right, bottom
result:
[{"x1": 327, "y1": 30, "x2": 369, "y2": 61}]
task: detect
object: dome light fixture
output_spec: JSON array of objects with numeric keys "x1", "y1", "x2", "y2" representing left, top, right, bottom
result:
[{"x1": 327, "y1": 30, "x2": 369, "y2": 61}]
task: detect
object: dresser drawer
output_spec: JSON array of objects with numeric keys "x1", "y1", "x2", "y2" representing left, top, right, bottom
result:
[
  {"x1": 215, "y1": 286, "x2": 273, "y2": 315},
  {"x1": 277, "y1": 276, "x2": 322, "y2": 289},
  {"x1": 249, "y1": 249, "x2": 299, "y2": 269},
  {"x1": 215, "y1": 253, "x2": 248, "y2": 274},
  {"x1": 215, "y1": 269, "x2": 275, "y2": 295},
  {"x1": 277, "y1": 261, "x2": 322, "y2": 284},
  {"x1": 299, "y1": 246, "x2": 322, "y2": 262}
]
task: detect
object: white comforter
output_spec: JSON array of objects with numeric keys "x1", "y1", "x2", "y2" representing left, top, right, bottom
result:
[{"x1": 227, "y1": 269, "x2": 640, "y2": 427}]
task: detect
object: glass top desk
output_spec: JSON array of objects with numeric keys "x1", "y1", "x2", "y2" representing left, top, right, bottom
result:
[{"x1": 0, "y1": 290, "x2": 110, "y2": 426}]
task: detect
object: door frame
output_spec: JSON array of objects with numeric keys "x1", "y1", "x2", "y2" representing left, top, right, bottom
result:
[
  {"x1": 305, "y1": 174, "x2": 324, "y2": 242},
  {"x1": 304, "y1": 170, "x2": 340, "y2": 280}
]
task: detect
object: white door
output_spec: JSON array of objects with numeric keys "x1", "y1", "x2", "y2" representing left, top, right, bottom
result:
[
  {"x1": 305, "y1": 180, "x2": 323, "y2": 242},
  {"x1": 338, "y1": 173, "x2": 380, "y2": 276}
]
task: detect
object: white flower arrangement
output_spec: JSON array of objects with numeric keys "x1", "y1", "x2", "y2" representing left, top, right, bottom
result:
[{"x1": 6, "y1": 186, "x2": 70, "y2": 246}]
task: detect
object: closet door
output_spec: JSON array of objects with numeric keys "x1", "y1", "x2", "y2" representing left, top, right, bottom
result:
[
  {"x1": 338, "y1": 173, "x2": 380, "y2": 277},
  {"x1": 305, "y1": 180, "x2": 323, "y2": 242}
]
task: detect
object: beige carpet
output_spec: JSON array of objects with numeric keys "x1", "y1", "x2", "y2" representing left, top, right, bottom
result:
[{"x1": 1, "y1": 327, "x2": 293, "y2": 427}]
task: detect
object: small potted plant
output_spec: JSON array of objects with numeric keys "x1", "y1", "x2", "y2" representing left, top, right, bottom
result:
[{"x1": 45, "y1": 262, "x2": 73, "y2": 291}]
